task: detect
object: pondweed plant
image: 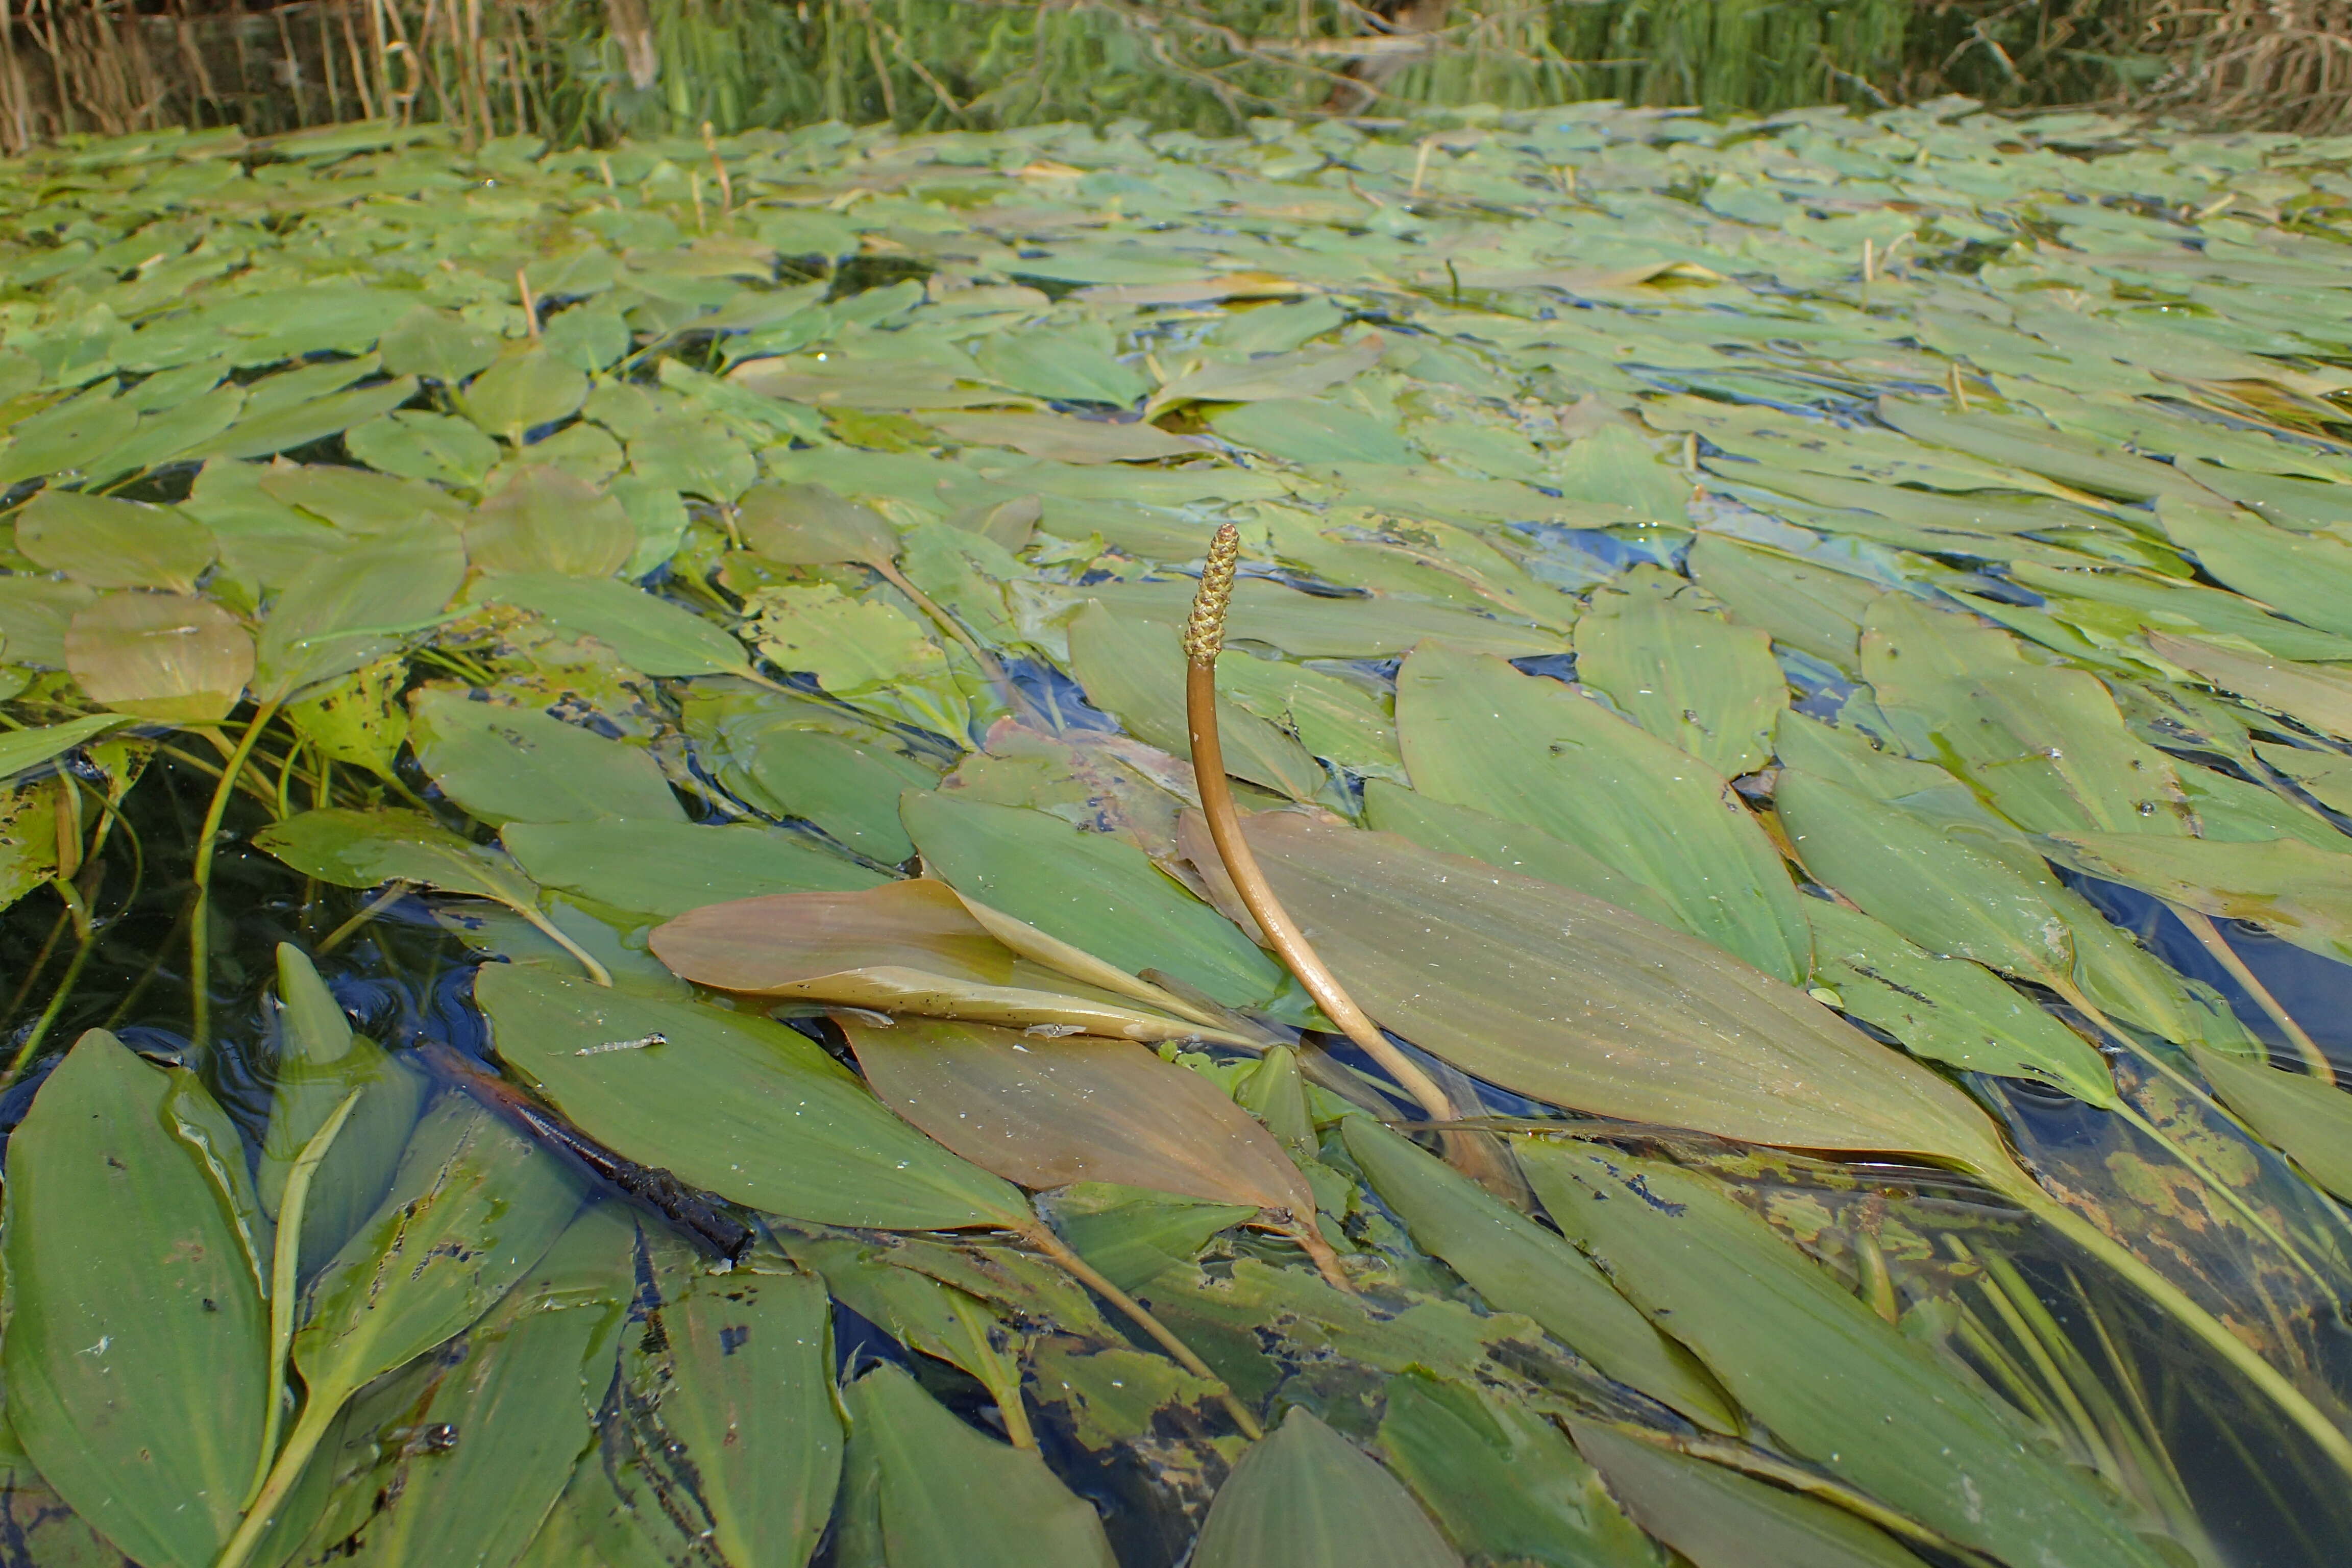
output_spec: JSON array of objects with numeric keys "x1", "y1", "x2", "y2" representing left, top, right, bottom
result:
[{"x1": 6, "y1": 98, "x2": 2352, "y2": 1568}]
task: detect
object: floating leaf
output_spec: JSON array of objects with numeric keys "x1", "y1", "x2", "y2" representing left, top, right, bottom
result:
[
  {"x1": 1570, "y1": 1424, "x2": 1934, "y2": 1568},
  {"x1": 1522, "y1": 1145, "x2": 2171, "y2": 1568},
  {"x1": 1067, "y1": 601, "x2": 1323, "y2": 799},
  {"x1": 504, "y1": 818, "x2": 883, "y2": 917},
  {"x1": 844, "y1": 1362, "x2": 1118, "y2": 1568},
  {"x1": 282, "y1": 658, "x2": 409, "y2": 779},
  {"x1": 845, "y1": 1016, "x2": 1316, "y2": 1217},
  {"x1": 1395, "y1": 642, "x2": 1809, "y2": 984},
  {"x1": 1340, "y1": 1116, "x2": 1736, "y2": 1432},
  {"x1": 2149, "y1": 630, "x2": 2352, "y2": 741},
  {"x1": 2, "y1": 1031, "x2": 267, "y2": 1568},
  {"x1": 971, "y1": 317, "x2": 1151, "y2": 405},
  {"x1": 377, "y1": 304, "x2": 502, "y2": 385},
  {"x1": 1379, "y1": 1378, "x2": 1668, "y2": 1568},
  {"x1": 649, "y1": 878, "x2": 1247, "y2": 1045},
  {"x1": 464, "y1": 464, "x2": 635, "y2": 577},
  {"x1": 1241, "y1": 812, "x2": 2013, "y2": 1171},
  {"x1": 1574, "y1": 564, "x2": 1786, "y2": 777},
  {"x1": 1549, "y1": 424, "x2": 1689, "y2": 521},
  {"x1": 621, "y1": 1266, "x2": 841, "y2": 1567},
  {"x1": 65, "y1": 591, "x2": 253, "y2": 721},
  {"x1": 257, "y1": 806, "x2": 537, "y2": 904},
  {"x1": 2047, "y1": 831, "x2": 2352, "y2": 967},
  {"x1": 344, "y1": 409, "x2": 501, "y2": 487},
  {"x1": 1805, "y1": 898, "x2": 2116, "y2": 1104},
  {"x1": 475, "y1": 962, "x2": 1029, "y2": 1229},
  {"x1": 2158, "y1": 496, "x2": 2352, "y2": 639},
  {"x1": 903, "y1": 793, "x2": 1289, "y2": 1008},
  {"x1": 477, "y1": 570, "x2": 754, "y2": 677},
  {"x1": 745, "y1": 726, "x2": 939, "y2": 862},
  {"x1": 1191, "y1": 1407, "x2": 1459, "y2": 1568},
  {"x1": 738, "y1": 480, "x2": 896, "y2": 566},
  {"x1": 408, "y1": 688, "x2": 685, "y2": 825},
  {"x1": 13, "y1": 491, "x2": 215, "y2": 592},
  {"x1": 253, "y1": 529, "x2": 466, "y2": 702},
  {"x1": 1360, "y1": 779, "x2": 1686, "y2": 930},
  {"x1": 461, "y1": 345, "x2": 590, "y2": 443},
  {"x1": 0, "y1": 713, "x2": 133, "y2": 781}
]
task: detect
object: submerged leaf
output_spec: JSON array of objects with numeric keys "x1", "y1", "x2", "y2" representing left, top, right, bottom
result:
[
  {"x1": 476, "y1": 962, "x2": 1029, "y2": 1229},
  {"x1": 1522, "y1": 1145, "x2": 2172, "y2": 1568},
  {"x1": 0, "y1": 713, "x2": 133, "y2": 781}
]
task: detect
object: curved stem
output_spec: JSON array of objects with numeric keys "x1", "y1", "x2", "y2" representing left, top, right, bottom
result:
[
  {"x1": 871, "y1": 558, "x2": 1036, "y2": 726},
  {"x1": 246, "y1": 1090, "x2": 361, "y2": 1508},
  {"x1": 2174, "y1": 905, "x2": 2331, "y2": 1081},
  {"x1": 191, "y1": 701, "x2": 282, "y2": 1048},
  {"x1": 1018, "y1": 1223, "x2": 1262, "y2": 1441},
  {"x1": 7, "y1": 920, "x2": 96, "y2": 1079},
  {"x1": 315, "y1": 880, "x2": 415, "y2": 957},
  {"x1": 1988, "y1": 1166, "x2": 2352, "y2": 1484},
  {"x1": 512, "y1": 901, "x2": 614, "y2": 987},
  {"x1": 215, "y1": 1395, "x2": 339, "y2": 1568}
]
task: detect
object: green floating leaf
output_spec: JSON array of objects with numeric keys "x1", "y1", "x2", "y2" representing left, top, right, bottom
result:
[
  {"x1": 0, "y1": 576, "x2": 96, "y2": 668},
  {"x1": 1551, "y1": 424, "x2": 1691, "y2": 521},
  {"x1": 256, "y1": 806, "x2": 541, "y2": 906},
  {"x1": 1361, "y1": 779, "x2": 1686, "y2": 930},
  {"x1": 476, "y1": 962, "x2": 1030, "y2": 1230},
  {"x1": 1379, "y1": 1377, "x2": 1668, "y2": 1568},
  {"x1": 66, "y1": 591, "x2": 253, "y2": 722},
  {"x1": 903, "y1": 793, "x2": 1289, "y2": 1009},
  {"x1": 845, "y1": 1016, "x2": 1316, "y2": 1216},
  {"x1": 13, "y1": 490, "x2": 215, "y2": 592},
  {"x1": 2256, "y1": 741, "x2": 2352, "y2": 817},
  {"x1": 1209, "y1": 398, "x2": 1416, "y2": 465},
  {"x1": 253, "y1": 528, "x2": 466, "y2": 702},
  {"x1": 345, "y1": 409, "x2": 500, "y2": 487},
  {"x1": 745, "y1": 726, "x2": 940, "y2": 862},
  {"x1": 844, "y1": 1361, "x2": 1118, "y2": 1568},
  {"x1": 1574, "y1": 564, "x2": 1786, "y2": 778},
  {"x1": 2188, "y1": 1045, "x2": 2352, "y2": 1203},
  {"x1": 739, "y1": 480, "x2": 897, "y2": 567},
  {"x1": 378, "y1": 304, "x2": 503, "y2": 385},
  {"x1": 1522, "y1": 1145, "x2": 2172, "y2": 1568},
  {"x1": 1569, "y1": 1424, "x2": 1935, "y2": 1568},
  {"x1": 1044, "y1": 1183, "x2": 1258, "y2": 1295},
  {"x1": 1396, "y1": 642, "x2": 1810, "y2": 985},
  {"x1": 1340, "y1": 1117, "x2": 1736, "y2": 1433},
  {"x1": 0, "y1": 713, "x2": 133, "y2": 781},
  {"x1": 626, "y1": 413, "x2": 756, "y2": 505},
  {"x1": 2049, "y1": 831, "x2": 2352, "y2": 967},
  {"x1": 0, "y1": 390, "x2": 137, "y2": 486},
  {"x1": 2150, "y1": 630, "x2": 2352, "y2": 742},
  {"x1": 504, "y1": 818, "x2": 883, "y2": 918},
  {"x1": 1066, "y1": 601, "x2": 1324, "y2": 800},
  {"x1": 2158, "y1": 496, "x2": 2352, "y2": 640},
  {"x1": 1805, "y1": 898, "x2": 2116, "y2": 1105},
  {"x1": 622, "y1": 1267, "x2": 842, "y2": 1568},
  {"x1": 465, "y1": 464, "x2": 636, "y2": 578},
  {"x1": 283, "y1": 658, "x2": 409, "y2": 780},
  {"x1": 971, "y1": 316, "x2": 1150, "y2": 405},
  {"x1": 200, "y1": 375, "x2": 422, "y2": 462},
  {"x1": 1243, "y1": 812, "x2": 2012, "y2": 1173},
  {"x1": 1193, "y1": 1407, "x2": 1460, "y2": 1568},
  {"x1": 462, "y1": 345, "x2": 590, "y2": 444},
  {"x1": 477, "y1": 570, "x2": 752, "y2": 677},
  {"x1": 313, "y1": 1210, "x2": 630, "y2": 1568},
  {"x1": 409, "y1": 687, "x2": 685, "y2": 825},
  {"x1": 2, "y1": 1031, "x2": 266, "y2": 1568}
]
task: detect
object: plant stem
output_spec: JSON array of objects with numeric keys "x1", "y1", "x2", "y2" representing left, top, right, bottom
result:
[
  {"x1": 315, "y1": 880, "x2": 415, "y2": 957},
  {"x1": 245, "y1": 1090, "x2": 361, "y2": 1509},
  {"x1": 512, "y1": 900, "x2": 614, "y2": 987},
  {"x1": 870, "y1": 557, "x2": 1036, "y2": 726},
  {"x1": 1991, "y1": 1168, "x2": 2352, "y2": 1484},
  {"x1": 2174, "y1": 905, "x2": 2331, "y2": 1081},
  {"x1": 6, "y1": 920, "x2": 96, "y2": 1079},
  {"x1": 1018, "y1": 1222, "x2": 1261, "y2": 1440},
  {"x1": 190, "y1": 702, "x2": 282, "y2": 1048},
  {"x1": 1180, "y1": 526, "x2": 1456, "y2": 1128},
  {"x1": 215, "y1": 1393, "x2": 340, "y2": 1568}
]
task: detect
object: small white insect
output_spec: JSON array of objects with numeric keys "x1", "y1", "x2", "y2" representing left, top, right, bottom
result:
[{"x1": 576, "y1": 1033, "x2": 668, "y2": 1057}]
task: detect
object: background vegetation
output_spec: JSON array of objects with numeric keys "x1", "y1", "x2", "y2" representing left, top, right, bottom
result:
[{"x1": 2, "y1": 0, "x2": 2344, "y2": 159}]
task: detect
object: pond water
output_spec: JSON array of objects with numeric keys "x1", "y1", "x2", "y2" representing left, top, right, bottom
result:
[{"x1": 5, "y1": 99, "x2": 2352, "y2": 1568}]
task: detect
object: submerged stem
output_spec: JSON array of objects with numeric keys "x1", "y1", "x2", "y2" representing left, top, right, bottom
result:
[
  {"x1": 246, "y1": 1090, "x2": 361, "y2": 1509},
  {"x1": 1018, "y1": 1222, "x2": 1262, "y2": 1441},
  {"x1": 870, "y1": 557, "x2": 1036, "y2": 727},
  {"x1": 2173, "y1": 905, "x2": 2331, "y2": 1081},
  {"x1": 190, "y1": 701, "x2": 283, "y2": 1048},
  {"x1": 1990, "y1": 1167, "x2": 2352, "y2": 1484}
]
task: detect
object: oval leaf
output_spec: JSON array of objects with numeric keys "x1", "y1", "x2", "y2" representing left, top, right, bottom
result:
[{"x1": 66, "y1": 591, "x2": 253, "y2": 722}]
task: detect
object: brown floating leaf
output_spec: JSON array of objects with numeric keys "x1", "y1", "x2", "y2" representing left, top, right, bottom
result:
[
  {"x1": 843, "y1": 1015, "x2": 1316, "y2": 1215},
  {"x1": 1238, "y1": 812, "x2": 2013, "y2": 1171},
  {"x1": 649, "y1": 879, "x2": 1258, "y2": 1046},
  {"x1": 66, "y1": 591, "x2": 254, "y2": 722}
]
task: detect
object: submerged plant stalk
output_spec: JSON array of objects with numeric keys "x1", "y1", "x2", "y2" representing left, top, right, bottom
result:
[
  {"x1": 244, "y1": 1089, "x2": 362, "y2": 1508},
  {"x1": 2174, "y1": 905, "x2": 2331, "y2": 1080},
  {"x1": 190, "y1": 701, "x2": 283, "y2": 1047},
  {"x1": 1181, "y1": 524, "x2": 1461, "y2": 1130}
]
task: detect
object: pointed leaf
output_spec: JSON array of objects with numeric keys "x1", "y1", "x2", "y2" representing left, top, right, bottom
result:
[
  {"x1": 1574, "y1": 566, "x2": 1785, "y2": 777},
  {"x1": 254, "y1": 806, "x2": 543, "y2": 907},
  {"x1": 738, "y1": 480, "x2": 896, "y2": 567},
  {"x1": 1193, "y1": 1407, "x2": 1459, "y2": 1568},
  {"x1": 475, "y1": 962, "x2": 1029, "y2": 1230},
  {"x1": 476, "y1": 571, "x2": 753, "y2": 677},
  {"x1": 503, "y1": 819, "x2": 884, "y2": 917},
  {"x1": 14, "y1": 491, "x2": 214, "y2": 592},
  {"x1": 2188, "y1": 1045, "x2": 2352, "y2": 1203},
  {"x1": 409, "y1": 688, "x2": 685, "y2": 825},
  {"x1": 66, "y1": 591, "x2": 253, "y2": 722}
]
